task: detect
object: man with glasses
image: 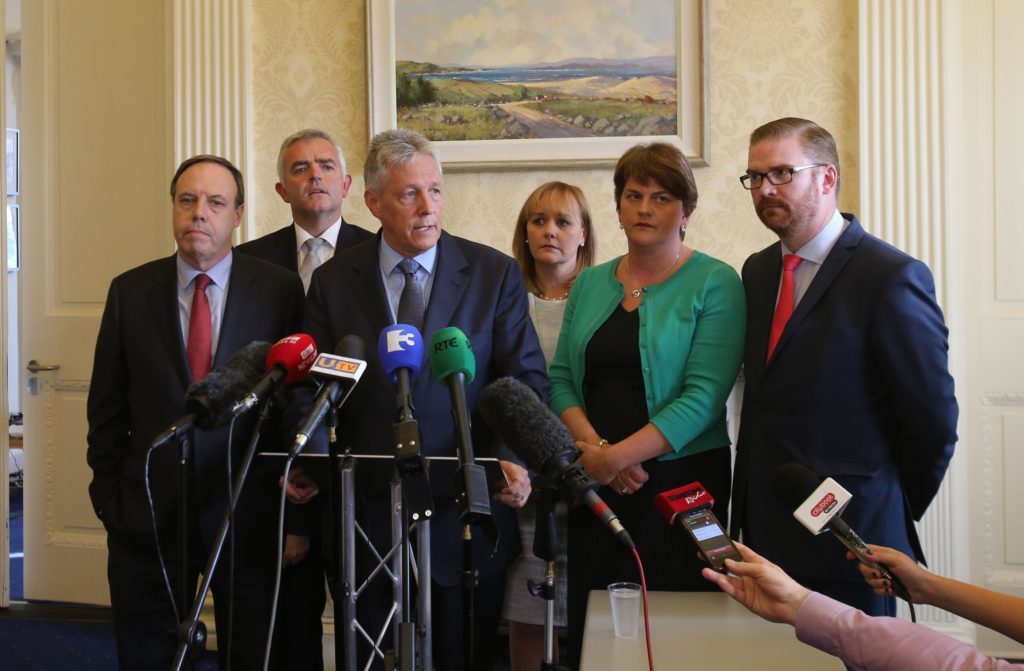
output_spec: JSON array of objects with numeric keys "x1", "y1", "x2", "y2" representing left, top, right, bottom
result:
[{"x1": 729, "y1": 117, "x2": 958, "y2": 622}]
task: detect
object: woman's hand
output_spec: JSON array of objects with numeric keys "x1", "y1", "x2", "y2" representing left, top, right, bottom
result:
[{"x1": 611, "y1": 463, "x2": 649, "y2": 496}]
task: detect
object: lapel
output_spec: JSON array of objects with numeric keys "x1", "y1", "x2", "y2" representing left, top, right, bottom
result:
[
  {"x1": 276, "y1": 226, "x2": 299, "y2": 272},
  {"x1": 216, "y1": 252, "x2": 257, "y2": 367},
  {"x1": 747, "y1": 244, "x2": 783, "y2": 368},
  {"x1": 148, "y1": 255, "x2": 192, "y2": 390},
  {"x1": 769, "y1": 214, "x2": 864, "y2": 364},
  {"x1": 422, "y1": 232, "x2": 469, "y2": 340},
  {"x1": 348, "y1": 234, "x2": 395, "y2": 337}
]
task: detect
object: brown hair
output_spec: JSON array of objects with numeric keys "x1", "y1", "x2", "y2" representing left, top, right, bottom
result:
[
  {"x1": 749, "y1": 117, "x2": 841, "y2": 194},
  {"x1": 613, "y1": 142, "x2": 697, "y2": 219},
  {"x1": 512, "y1": 182, "x2": 595, "y2": 292},
  {"x1": 170, "y1": 154, "x2": 245, "y2": 208}
]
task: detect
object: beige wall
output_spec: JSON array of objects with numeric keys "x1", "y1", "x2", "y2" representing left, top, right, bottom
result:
[{"x1": 250, "y1": 0, "x2": 858, "y2": 270}]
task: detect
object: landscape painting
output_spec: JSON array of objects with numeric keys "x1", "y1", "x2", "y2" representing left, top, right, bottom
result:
[{"x1": 368, "y1": 0, "x2": 707, "y2": 169}]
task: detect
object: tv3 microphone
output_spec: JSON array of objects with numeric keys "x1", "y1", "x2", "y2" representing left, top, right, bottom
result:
[
  {"x1": 773, "y1": 462, "x2": 913, "y2": 604},
  {"x1": 655, "y1": 482, "x2": 741, "y2": 572}
]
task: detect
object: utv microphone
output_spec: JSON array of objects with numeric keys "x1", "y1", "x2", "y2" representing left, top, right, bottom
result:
[
  {"x1": 773, "y1": 462, "x2": 913, "y2": 606},
  {"x1": 290, "y1": 336, "x2": 367, "y2": 459},
  {"x1": 232, "y1": 333, "x2": 318, "y2": 416},
  {"x1": 655, "y1": 482, "x2": 741, "y2": 572},
  {"x1": 430, "y1": 326, "x2": 491, "y2": 523},
  {"x1": 479, "y1": 376, "x2": 634, "y2": 549}
]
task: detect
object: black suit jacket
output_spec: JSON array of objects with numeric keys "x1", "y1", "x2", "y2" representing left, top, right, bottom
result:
[
  {"x1": 235, "y1": 219, "x2": 374, "y2": 272},
  {"x1": 731, "y1": 214, "x2": 958, "y2": 581},
  {"x1": 86, "y1": 251, "x2": 305, "y2": 547},
  {"x1": 302, "y1": 231, "x2": 549, "y2": 586}
]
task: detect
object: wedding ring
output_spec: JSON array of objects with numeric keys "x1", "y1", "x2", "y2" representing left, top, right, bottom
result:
[{"x1": 620, "y1": 487, "x2": 629, "y2": 495}]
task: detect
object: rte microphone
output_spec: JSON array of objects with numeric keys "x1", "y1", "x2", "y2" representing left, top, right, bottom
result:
[
  {"x1": 655, "y1": 482, "x2": 741, "y2": 572},
  {"x1": 231, "y1": 333, "x2": 318, "y2": 417},
  {"x1": 289, "y1": 336, "x2": 367, "y2": 459},
  {"x1": 378, "y1": 324, "x2": 433, "y2": 520},
  {"x1": 429, "y1": 326, "x2": 492, "y2": 523},
  {"x1": 152, "y1": 341, "x2": 272, "y2": 447},
  {"x1": 773, "y1": 462, "x2": 912, "y2": 603},
  {"x1": 478, "y1": 376, "x2": 634, "y2": 549}
]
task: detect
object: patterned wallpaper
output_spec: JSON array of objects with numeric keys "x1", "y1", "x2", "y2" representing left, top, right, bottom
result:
[{"x1": 251, "y1": 0, "x2": 858, "y2": 271}]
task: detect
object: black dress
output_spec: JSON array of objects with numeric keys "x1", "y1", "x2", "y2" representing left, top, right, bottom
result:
[{"x1": 565, "y1": 305, "x2": 731, "y2": 667}]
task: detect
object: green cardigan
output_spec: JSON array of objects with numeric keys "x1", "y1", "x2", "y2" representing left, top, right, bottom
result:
[{"x1": 548, "y1": 251, "x2": 746, "y2": 460}]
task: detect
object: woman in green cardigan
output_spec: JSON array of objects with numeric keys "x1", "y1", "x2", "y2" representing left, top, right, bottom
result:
[{"x1": 547, "y1": 142, "x2": 746, "y2": 665}]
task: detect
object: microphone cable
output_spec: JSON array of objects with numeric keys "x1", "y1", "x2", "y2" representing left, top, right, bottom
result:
[
  {"x1": 631, "y1": 547, "x2": 655, "y2": 671},
  {"x1": 262, "y1": 447, "x2": 294, "y2": 671},
  {"x1": 143, "y1": 444, "x2": 180, "y2": 625}
]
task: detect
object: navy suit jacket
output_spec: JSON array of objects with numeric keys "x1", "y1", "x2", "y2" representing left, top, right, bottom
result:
[
  {"x1": 86, "y1": 251, "x2": 305, "y2": 547},
  {"x1": 235, "y1": 219, "x2": 374, "y2": 272},
  {"x1": 302, "y1": 231, "x2": 549, "y2": 586},
  {"x1": 731, "y1": 214, "x2": 958, "y2": 582}
]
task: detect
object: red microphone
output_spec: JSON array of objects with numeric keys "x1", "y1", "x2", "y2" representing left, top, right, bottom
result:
[
  {"x1": 231, "y1": 333, "x2": 318, "y2": 416},
  {"x1": 655, "y1": 482, "x2": 741, "y2": 572}
]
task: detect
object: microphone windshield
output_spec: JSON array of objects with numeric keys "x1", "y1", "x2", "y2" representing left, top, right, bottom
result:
[
  {"x1": 266, "y1": 333, "x2": 318, "y2": 384},
  {"x1": 429, "y1": 326, "x2": 476, "y2": 384},
  {"x1": 772, "y1": 462, "x2": 824, "y2": 510},
  {"x1": 336, "y1": 334, "x2": 366, "y2": 360},
  {"x1": 478, "y1": 376, "x2": 570, "y2": 472},
  {"x1": 378, "y1": 324, "x2": 423, "y2": 382},
  {"x1": 186, "y1": 341, "x2": 270, "y2": 428}
]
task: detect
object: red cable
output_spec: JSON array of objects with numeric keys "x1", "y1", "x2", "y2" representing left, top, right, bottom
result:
[{"x1": 632, "y1": 546, "x2": 655, "y2": 671}]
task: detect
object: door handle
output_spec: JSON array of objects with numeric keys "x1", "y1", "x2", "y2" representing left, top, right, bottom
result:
[{"x1": 26, "y1": 360, "x2": 61, "y2": 373}]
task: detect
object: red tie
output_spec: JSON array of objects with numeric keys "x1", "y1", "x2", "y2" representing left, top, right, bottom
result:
[
  {"x1": 187, "y1": 274, "x2": 213, "y2": 380},
  {"x1": 766, "y1": 254, "x2": 802, "y2": 362}
]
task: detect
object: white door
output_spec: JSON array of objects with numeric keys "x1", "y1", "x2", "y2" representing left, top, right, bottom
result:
[{"x1": 19, "y1": 0, "x2": 170, "y2": 604}]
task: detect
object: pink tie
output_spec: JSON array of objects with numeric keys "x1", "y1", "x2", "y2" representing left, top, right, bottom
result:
[
  {"x1": 766, "y1": 254, "x2": 802, "y2": 362},
  {"x1": 187, "y1": 274, "x2": 212, "y2": 380}
]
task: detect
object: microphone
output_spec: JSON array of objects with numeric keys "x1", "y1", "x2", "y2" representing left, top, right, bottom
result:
[
  {"x1": 289, "y1": 336, "x2": 367, "y2": 459},
  {"x1": 378, "y1": 324, "x2": 433, "y2": 520},
  {"x1": 231, "y1": 333, "x2": 318, "y2": 416},
  {"x1": 655, "y1": 482, "x2": 741, "y2": 572},
  {"x1": 152, "y1": 341, "x2": 272, "y2": 447},
  {"x1": 429, "y1": 326, "x2": 491, "y2": 523},
  {"x1": 478, "y1": 376, "x2": 634, "y2": 549},
  {"x1": 773, "y1": 462, "x2": 912, "y2": 602}
]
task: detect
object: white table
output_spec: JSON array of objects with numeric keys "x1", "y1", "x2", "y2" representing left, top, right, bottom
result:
[{"x1": 581, "y1": 590, "x2": 843, "y2": 670}]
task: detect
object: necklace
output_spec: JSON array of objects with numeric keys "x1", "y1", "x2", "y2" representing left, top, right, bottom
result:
[
  {"x1": 625, "y1": 251, "x2": 681, "y2": 299},
  {"x1": 534, "y1": 290, "x2": 569, "y2": 302}
]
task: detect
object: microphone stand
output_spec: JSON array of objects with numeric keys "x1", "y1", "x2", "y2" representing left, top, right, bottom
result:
[
  {"x1": 529, "y1": 488, "x2": 570, "y2": 671},
  {"x1": 176, "y1": 431, "x2": 195, "y2": 625},
  {"x1": 323, "y1": 406, "x2": 346, "y2": 671},
  {"x1": 172, "y1": 399, "x2": 274, "y2": 671}
]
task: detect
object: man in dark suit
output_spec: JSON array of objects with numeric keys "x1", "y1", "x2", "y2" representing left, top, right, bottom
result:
[
  {"x1": 237, "y1": 129, "x2": 372, "y2": 670},
  {"x1": 236, "y1": 128, "x2": 373, "y2": 286},
  {"x1": 295, "y1": 128, "x2": 548, "y2": 670},
  {"x1": 730, "y1": 117, "x2": 958, "y2": 619},
  {"x1": 86, "y1": 155, "x2": 305, "y2": 669}
]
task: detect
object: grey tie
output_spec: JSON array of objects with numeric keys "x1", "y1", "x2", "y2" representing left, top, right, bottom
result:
[
  {"x1": 298, "y1": 237, "x2": 328, "y2": 293},
  {"x1": 396, "y1": 258, "x2": 425, "y2": 331}
]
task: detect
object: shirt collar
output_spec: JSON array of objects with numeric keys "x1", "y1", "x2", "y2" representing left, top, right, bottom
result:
[
  {"x1": 378, "y1": 236, "x2": 437, "y2": 276},
  {"x1": 177, "y1": 250, "x2": 233, "y2": 289},
  {"x1": 783, "y1": 209, "x2": 846, "y2": 265},
  {"x1": 293, "y1": 217, "x2": 342, "y2": 251}
]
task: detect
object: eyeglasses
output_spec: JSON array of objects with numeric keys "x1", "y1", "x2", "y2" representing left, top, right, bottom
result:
[{"x1": 739, "y1": 164, "x2": 826, "y2": 190}]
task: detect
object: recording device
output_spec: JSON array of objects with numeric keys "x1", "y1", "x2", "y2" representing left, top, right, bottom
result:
[
  {"x1": 152, "y1": 341, "x2": 271, "y2": 447},
  {"x1": 231, "y1": 333, "x2": 318, "y2": 416},
  {"x1": 654, "y1": 482, "x2": 741, "y2": 572},
  {"x1": 773, "y1": 462, "x2": 913, "y2": 604},
  {"x1": 378, "y1": 324, "x2": 433, "y2": 520},
  {"x1": 289, "y1": 336, "x2": 367, "y2": 459},
  {"x1": 429, "y1": 326, "x2": 491, "y2": 523},
  {"x1": 478, "y1": 376, "x2": 634, "y2": 549}
]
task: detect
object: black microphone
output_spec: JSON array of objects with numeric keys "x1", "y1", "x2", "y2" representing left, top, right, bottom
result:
[
  {"x1": 152, "y1": 341, "x2": 271, "y2": 447},
  {"x1": 289, "y1": 336, "x2": 367, "y2": 459},
  {"x1": 773, "y1": 462, "x2": 913, "y2": 604},
  {"x1": 478, "y1": 376, "x2": 634, "y2": 549}
]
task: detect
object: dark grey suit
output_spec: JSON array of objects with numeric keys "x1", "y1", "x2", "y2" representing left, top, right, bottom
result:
[{"x1": 86, "y1": 251, "x2": 304, "y2": 670}]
